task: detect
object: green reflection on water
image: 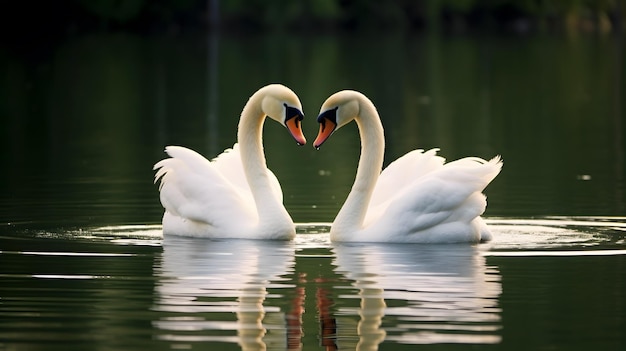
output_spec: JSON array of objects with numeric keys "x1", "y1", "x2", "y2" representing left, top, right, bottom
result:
[{"x1": 0, "y1": 31, "x2": 624, "y2": 228}]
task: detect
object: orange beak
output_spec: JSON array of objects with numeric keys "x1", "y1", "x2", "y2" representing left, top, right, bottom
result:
[
  {"x1": 313, "y1": 118, "x2": 337, "y2": 149},
  {"x1": 285, "y1": 116, "x2": 306, "y2": 146}
]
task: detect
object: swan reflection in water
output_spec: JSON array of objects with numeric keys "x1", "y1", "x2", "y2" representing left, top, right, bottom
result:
[
  {"x1": 331, "y1": 243, "x2": 502, "y2": 347},
  {"x1": 152, "y1": 235, "x2": 502, "y2": 349},
  {"x1": 153, "y1": 235, "x2": 300, "y2": 350}
]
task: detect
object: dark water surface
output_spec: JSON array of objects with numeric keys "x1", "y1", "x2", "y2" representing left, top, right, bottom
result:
[{"x1": 1, "y1": 31, "x2": 625, "y2": 350}]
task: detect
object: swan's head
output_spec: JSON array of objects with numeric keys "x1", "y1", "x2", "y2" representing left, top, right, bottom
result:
[
  {"x1": 261, "y1": 84, "x2": 306, "y2": 146},
  {"x1": 313, "y1": 90, "x2": 361, "y2": 149}
]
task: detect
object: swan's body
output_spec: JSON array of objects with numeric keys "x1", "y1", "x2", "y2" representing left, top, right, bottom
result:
[
  {"x1": 314, "y1": 90, "x2": 502, "y2": 243},
  {"x1": 154, "y1": 84, "x2": 306, "y2": 239}
]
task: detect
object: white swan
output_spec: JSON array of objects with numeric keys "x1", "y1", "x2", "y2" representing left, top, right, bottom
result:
[
  {"x1": 154, "y1": 84, "x2": 306, "y2": 239},
  {"x1": 313, "y1": 90, "x2": 502, "y2": 243}
]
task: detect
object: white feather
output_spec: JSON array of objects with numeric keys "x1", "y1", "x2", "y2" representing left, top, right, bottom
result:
[
  {"x1": 153, "y1": 84, "x2": 301, "y2": 239},
  {"x1": 320, "y1": 90, "x2": 502, "y2": 243},
  {"x1": 365, "y1": 154, "x2": 502, "y2": 243}
]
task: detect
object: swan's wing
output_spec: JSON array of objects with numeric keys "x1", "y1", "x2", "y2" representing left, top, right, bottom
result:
[
  {"x1": 369, "y1": 148, "x2": 445, "y2": 207},
  {"x1": 153, "y1": 146, "x2": 257, "y2": 227},
  {"x1": 209, "y1": 144, "x2": 250, "y2": 199},
  {"x1": 211, "y1": 143, "x2": 283, "y2": 203},
  {"x1": 368, "y1": 156, "x2": 502, "y2": 238}
]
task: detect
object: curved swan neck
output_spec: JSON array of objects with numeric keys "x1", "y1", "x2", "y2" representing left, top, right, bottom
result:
[
  {"x1": 237, "y1": 91, "x2": 291, "y2": 226},
  {"x1": 238, "y1": 93, "x2": 267, "y2": 174},
  {"x1": 333, "y1": 96, "x2": 385, "y2": 233}
]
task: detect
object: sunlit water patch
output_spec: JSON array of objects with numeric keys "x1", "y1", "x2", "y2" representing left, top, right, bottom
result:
[
  {"x1": 483, "y1": 217, "x2": 626, "y2": 254},
  {"x1": 77, "y1": 225, "x2": 164, "y2": 246}
]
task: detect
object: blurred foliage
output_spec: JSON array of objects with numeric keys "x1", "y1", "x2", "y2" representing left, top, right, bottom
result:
[{"x1": 0, "y1": 0, "x2": 624, "y2": 35}]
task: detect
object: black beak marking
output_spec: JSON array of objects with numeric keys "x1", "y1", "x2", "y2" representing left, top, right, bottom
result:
[
  {"x1": 284, "y1": 103, "x2": 304, "y2": 128},
  {"x1": 317, "y1": 107, "x2": 338, "y2": 131}
]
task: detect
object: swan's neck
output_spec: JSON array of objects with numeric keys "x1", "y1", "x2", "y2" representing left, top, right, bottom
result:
[
  {"x1": 238, "y1": 94, "x2": 292, "y2": 229},
  {"x1": 333, "y1": 100, "x2": 385, "y2": 234}
]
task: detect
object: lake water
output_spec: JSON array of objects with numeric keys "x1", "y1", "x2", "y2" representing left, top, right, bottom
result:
[{"x1": 1, "y1": 31, "x2": 625, "y2": 350}]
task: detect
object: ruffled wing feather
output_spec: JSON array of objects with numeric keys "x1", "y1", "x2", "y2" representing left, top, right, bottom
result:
[
  {"x1": 366, "y1": 155, "x2": 502, "y2": 242},
  {"x1": 369, "y1": 148, "x2": 445, "y2": 207},
  {"x1": 153, "y1": 146, "x2": 257, "y2": 229}
]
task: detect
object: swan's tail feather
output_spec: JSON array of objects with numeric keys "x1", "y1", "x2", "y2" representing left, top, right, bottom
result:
[
  {"x1": 154, "y1": 146, "x2": 207, "y2": 193},
  {"x1": 153, "y1": 158, "x2": 170, "y2": 180},
  {"x1": 153, "y1": 146, "x2": 219, "y2": 188},
  {"x1": 490, "y1": 155, "x2": 504, "y2": 168},
  {"x1": 153, "y1": 146, "x2": 233, "y2": 224},
  {"x1": 444, "y1": 154, "x2": 503, "y2": 191},
  {"x1": 153, "y1": 159, "x2": 178, "y2": 191},
  {"x1": 162, "y1": 146, "x2": 213, "y2": 174},
  {"x1": 485, "y1": 155, "x2": 504, "y2": 183}
]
